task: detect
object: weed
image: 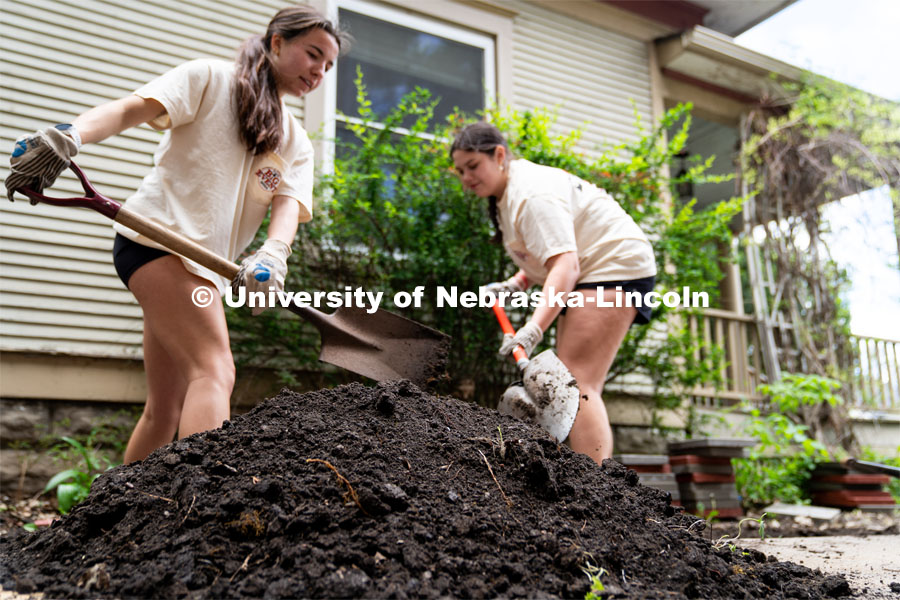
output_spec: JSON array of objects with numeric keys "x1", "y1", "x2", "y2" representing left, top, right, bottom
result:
[
  {"x1": 711, "y1": 513, "x2": 768, "y2": 551},
  {"x1": 44, "y1": 433, "x2": 116, "y2": 514},
  {"x1": 581, "y1": 559, "x2": 607, "y2": 600},
  {"x1": 585, "y1": 575, "x2": 605, "y2": 600}
]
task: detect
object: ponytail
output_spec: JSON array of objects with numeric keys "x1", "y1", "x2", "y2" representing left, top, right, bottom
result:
[
  {"x1": 487, "y1": 195, "x2": 502, "y2": 245},
  {"x1": 234, "y1": 35, "x2": 281, "y2": 155}
]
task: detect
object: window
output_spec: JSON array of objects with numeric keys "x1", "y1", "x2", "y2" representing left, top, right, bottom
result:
[{"x1": 335, "y1": 0, "x2": 496, "y2": 134}]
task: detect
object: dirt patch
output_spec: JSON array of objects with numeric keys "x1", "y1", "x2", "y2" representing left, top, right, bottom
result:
[
  {"x1": 737, "y1": 536, "x2": 900, "y2": 600},
  {"x1": 0, "y1": 382, "x2": 853, "y2": 598},
  {"x1": 0, "y1": 499, "x2": 57, "y2": 536},
  {"x1": 711, "y1": 511, "x2": 899, "y2": 539}
]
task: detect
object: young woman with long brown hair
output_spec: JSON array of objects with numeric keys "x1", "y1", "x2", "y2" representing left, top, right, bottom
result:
[
  {"x1": 5, "y1": 6, "x2": 347, "y2": 462},
  {"x1": 451, "y1": 121, "x2": 657, "y2": 466}
]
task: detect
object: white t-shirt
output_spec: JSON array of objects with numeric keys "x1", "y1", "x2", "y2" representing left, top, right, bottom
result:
[
  {"x1": 113, "y1": 58, "x2": 315, "y2": 293},
  {"x1": 498, "y1": 159, "x2": 656, "y2": 285}
]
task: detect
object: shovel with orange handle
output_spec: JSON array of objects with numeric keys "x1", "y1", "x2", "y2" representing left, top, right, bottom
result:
[{"x1": 491, "y1": 303, "x2": 579, "y2": 443}]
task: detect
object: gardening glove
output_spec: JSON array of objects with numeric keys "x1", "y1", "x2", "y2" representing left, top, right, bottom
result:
[
  {"x1": 5, "y1": 124, "x2": 81, "y2": 203},
  {"x1": 232, "y1": 238, "x2": 291, "y2": 315},
  {"x1": 499, "y1": 320, "x2": 543, "y2": 358},
  {"x1": 480, "y1": 272, "x2": 528, "y2": 304}
]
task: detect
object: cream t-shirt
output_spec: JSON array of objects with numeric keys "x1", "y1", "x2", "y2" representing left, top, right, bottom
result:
[
  {"x1": 498, "y1": 159, "x2": 656, "y2": 285},
  {"x1": 113, "y1": 58, "x2": 315, "y2": 293}
]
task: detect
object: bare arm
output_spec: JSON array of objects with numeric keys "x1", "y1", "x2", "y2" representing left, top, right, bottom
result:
[
  {"x1": 266, "y1": 195, "x2": 301, "y2": 246},
  {"x1": 531, "y1": 251, "x2": 580, "y2": 332},
  {"x1": 73, "y1": 96, "x2": 166, "y2": 145}
]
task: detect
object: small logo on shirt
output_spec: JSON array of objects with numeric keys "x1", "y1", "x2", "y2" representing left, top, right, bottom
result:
[{"x1": 256, "y1": 167, "x2": 281, "y2": 193}]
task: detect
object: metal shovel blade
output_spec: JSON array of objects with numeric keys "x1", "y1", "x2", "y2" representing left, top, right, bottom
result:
[
  {"x1": 284, "y1": 304, "x2": 450, "y2": 385},
  {"x1": 497, "y1": 350, "x2": 580, "y2": 442}
]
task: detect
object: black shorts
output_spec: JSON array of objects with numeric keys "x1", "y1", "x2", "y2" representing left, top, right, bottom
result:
[
  {"x1": 559, "y1": 275, "x2": 656, "y2": 325},
  {"x1": 113, "y1": 234, "x2": 171, "y2": 288}
]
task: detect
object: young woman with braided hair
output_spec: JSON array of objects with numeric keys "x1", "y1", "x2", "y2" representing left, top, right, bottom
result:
[
  {"x1": 451, "y1": 122, "x2": 657, "y2": 465},
  {"x1": 5, "y1": 6, "x2": 347, "y2": 462}
]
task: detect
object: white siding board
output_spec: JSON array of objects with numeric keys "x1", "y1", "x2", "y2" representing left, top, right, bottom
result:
[
  {"x1": 182, "y1": 0, "x2": 286, "y2": 16},
  {"x1": 1, "y1": 197, "x2": 118, "y2": 226},
  {"x1": 13, "y1": 0, "x2": 240, "y2": 58},
  {"x1": 0, "y1": 227, "x2": 109, "y2": 254},
  {"x1": 1, "y1": 295, "x2": 139, "y2": 318},
  {"x1": 515, "y1": 19, "x2": 649, "y2": 70},
  {"x1": 0, "y1": 47, "x2": 168, "y2": 91},
  {"x1": 1, "y1": 280, "x2": 135, "y2": 304},
  {"x1": 0, "y1": 323, "x2": 142, "y2": 345},
  {"x1": 0, "y1": 16, "x2": 179, "y2": 74},
  {"x1": 3, "y1": 201, "x2": 118, "y2": 233},
  {"x1": 1, "y1": 0, "x2": 296, "y2": 358},
  {"x1": 0, "y1": 62, "x2": 137, "y2": 104},
  {"x1": 0, "y1": 238, "x2": 113, "y2": 265},
  {"x1": 0, "y1": 337, "x2": 143, "y2": 358},
  {"x1": 0, "y1": 261, "x2": 118, "y2": 287},
  {"x1": 512, "y1": 78, "x2": 650, "y2": 126},
  {"x1": 2, "y1": 307, "x2": 140, "y2": 333},
  {"x1": 0, "y1": 51, "x2": 160, "y2": 95},
  {"x1": 97, "y1": 0, "x2": 266, "y2": 39},
  {"x1": 511, "y1": 49, "x2": 651, "y2": 99},
  {"x1": 1, "y1": 114, "x2": 163, "y2": 150},
  {"x1": 1, "y1": 210, "x2": 115, "y2": 240},
  {"x1": 4, "y1": 253, "x2": 119, "y2": 277}
]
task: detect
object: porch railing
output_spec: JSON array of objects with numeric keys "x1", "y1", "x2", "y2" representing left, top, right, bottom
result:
[
  {"x1": 685, "y1": 308, "x2": 767, "y2": 406},
  {"x1": 683, "y1": 309, "x2": 900, "y2": 412},
  {"x1": 845, "y1": 335, "x2": 900, "y2": 411}
]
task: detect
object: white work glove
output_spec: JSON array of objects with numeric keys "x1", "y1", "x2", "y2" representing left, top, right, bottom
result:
[
  {"x1": 480, "y1": 272, "x2": 528, "y2": 303},
  {"x1": 232, "y1": 239, "x2": 291, "y2": 315},
  {"x1": 499, "y1": 320, "x2": 543, "y2": 358},
  {"x1": 5, "y1": 124, "x2": 81, "y2": 202}
]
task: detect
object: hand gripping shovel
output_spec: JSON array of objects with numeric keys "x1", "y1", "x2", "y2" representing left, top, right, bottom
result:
[
  {"x1": 491, "y1": 303, "x2": 579, "y2": 443},
  {"x1": 16, "y1": 163, "x2": 450, "y2": 385}
]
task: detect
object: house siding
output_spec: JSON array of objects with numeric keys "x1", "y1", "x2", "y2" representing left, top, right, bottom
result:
[
  {"x1": 0, "y1": 0, "x2": 302, "y2": 358},
  {"x1": 509, "y1": 0, "x2": 653, "y2": 154}
]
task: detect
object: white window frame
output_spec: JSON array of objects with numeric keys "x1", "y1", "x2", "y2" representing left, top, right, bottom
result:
[{"x1": 309, "y1": 0, "x2": 504, "y2": 172}]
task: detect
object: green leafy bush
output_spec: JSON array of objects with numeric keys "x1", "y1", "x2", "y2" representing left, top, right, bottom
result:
[{"x1": 733, "y1": 374, "x2": 839, "y2": 506}]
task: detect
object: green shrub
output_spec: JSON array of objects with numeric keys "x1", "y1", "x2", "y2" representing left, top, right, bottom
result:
[{"x1": 733, "y1": 374, "x2": 839, "y2": 506}]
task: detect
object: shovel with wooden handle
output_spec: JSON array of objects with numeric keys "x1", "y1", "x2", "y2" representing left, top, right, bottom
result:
[
  {"x1": 15, "y1": 162, "x2": 450, "y2": 385},
  {"x1": 491, "y1": 303, "x2": 579, "y2": 443}
]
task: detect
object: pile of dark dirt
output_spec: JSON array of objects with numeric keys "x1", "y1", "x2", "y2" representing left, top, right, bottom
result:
[{"x1": 0, "y1": 381, "x2": 853, "y2": 598}]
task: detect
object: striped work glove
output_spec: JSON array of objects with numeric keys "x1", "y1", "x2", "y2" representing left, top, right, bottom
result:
[{"x1": 5, "y1": 124, "x2": 81, "y2": 203}]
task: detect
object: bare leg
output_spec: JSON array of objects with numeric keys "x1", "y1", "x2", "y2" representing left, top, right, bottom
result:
[
  {"x1": 556, "y1": 287, "x2": 636, "y2": 465},
  {"x1": 123, "y1": 256, "x2": 234, "y2": 462},
  {"x1": 123, "y1": 324, "x2": 187, "y2": 462}
]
